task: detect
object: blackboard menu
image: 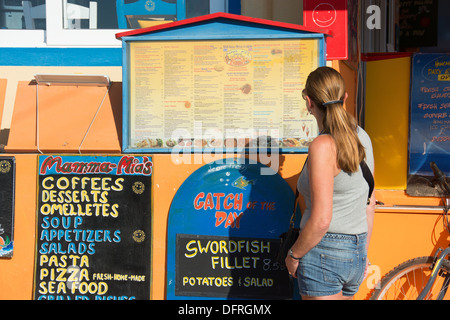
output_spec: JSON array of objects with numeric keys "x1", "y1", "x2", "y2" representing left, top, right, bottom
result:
[
  {"x1": 176, "y1": 234, "x2": 291, "y2": 299},
  {"x1": 407, "y1": 53, "x2": 450, "y2": 196},
  {"x1": 0, "y1": 157, "x2": 15, "y2": 258},
  {"x1": 399, "y1": 0, "x2": 438, "y2": 49},
  {"x1": 33, "y1": 155, "x2": 152, "y2": 300}
]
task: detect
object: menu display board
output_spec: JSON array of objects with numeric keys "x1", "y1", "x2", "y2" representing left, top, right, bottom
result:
[
  {"x1": 125, "y1": 39, "x2": 320, "y2": 152},
  {"x1": 0, "y1": 157, "x2": 15, "y2": 258},
  {"x1": 407, "y1": 53, "x2": 450, "y2": 196},
  {"x1": 166, "y1": 159, "x2": 298, "y2": 299},
  {"x1": 33, "y1": 155, "x2": 152, "y2": 300}
]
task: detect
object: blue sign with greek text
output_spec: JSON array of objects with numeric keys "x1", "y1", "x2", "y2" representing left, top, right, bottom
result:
[{"x1": 409, "y1": 53, "x2": 450, "y2": 176}]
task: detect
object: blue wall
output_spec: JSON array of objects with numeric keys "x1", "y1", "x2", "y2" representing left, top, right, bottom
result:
[{"x1": 0, "y1": 48, "x2": 122, "y2": 66}]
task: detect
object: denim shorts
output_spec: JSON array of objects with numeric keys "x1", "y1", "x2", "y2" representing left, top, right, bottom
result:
[{"x1": 296, "y1": 232, "x2": 367, "y2": 297}]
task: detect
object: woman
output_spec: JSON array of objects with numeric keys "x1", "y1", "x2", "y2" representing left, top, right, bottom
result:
[{"x1": 285, "y1": 66, "x2": 375, "y2": 300}]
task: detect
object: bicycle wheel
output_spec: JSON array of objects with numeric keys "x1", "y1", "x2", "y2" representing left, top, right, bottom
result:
[{"x1": 370, "y1": 256, "x2": 450, "y2": 300}]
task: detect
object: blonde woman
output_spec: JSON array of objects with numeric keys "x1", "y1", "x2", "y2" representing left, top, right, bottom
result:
[{"x1": 285, "y1": 67, "x2": 375, "y2": 300}]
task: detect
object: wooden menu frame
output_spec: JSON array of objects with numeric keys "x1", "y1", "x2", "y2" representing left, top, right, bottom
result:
[{"x1": 119, "y1": 14, "x2": 327, "y2": 154}]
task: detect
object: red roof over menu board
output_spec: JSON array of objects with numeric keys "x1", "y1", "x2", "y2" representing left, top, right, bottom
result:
[{"x1": 115, "y1": 12, "x2": 331, "y2": 39}]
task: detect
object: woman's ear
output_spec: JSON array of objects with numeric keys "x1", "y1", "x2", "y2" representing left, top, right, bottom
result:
[
  {"x1": 305, "y1": 96, "x2": 313, "y2": 113},
  {"x1": 343, "y1": 92, "x2": 348, "y2": 103}
]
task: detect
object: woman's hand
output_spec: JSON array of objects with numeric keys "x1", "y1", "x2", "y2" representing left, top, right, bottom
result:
[
  {"x1": 363, "y1": 259, "x2": 371, "y2": 280},
  {"x1": 285, "y1": 255, "x2": 299, "y2": 278}
]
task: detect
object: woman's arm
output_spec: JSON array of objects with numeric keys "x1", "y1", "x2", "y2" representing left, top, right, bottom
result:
[
  {"x1": 366, "y1": 191, "x2": 375, "y2": 251},
  {"x1": 285, "y1": 135, "x2": 336, "y2": 276},
  {"x1": 364, "y1": 177, "x2": 376, "y2": 279}
]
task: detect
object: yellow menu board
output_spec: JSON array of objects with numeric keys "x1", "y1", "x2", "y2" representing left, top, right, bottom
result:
[{"x1": 127, "y1": 39, "x2": 320, "y2": 151}]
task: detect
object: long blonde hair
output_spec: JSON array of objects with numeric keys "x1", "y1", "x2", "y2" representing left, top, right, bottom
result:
[{"x1": 304, "y1": 67, "x2": 365, "y2": 173}]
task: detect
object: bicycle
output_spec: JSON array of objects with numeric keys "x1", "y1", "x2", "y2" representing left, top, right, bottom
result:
[{"x1": 370, "y1": 162, "x2": 450, "y2": 300}]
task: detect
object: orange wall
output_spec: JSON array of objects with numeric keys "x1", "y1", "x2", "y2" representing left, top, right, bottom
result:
[
  {"x1": 0, "y1": 61, "x2": 446, "y2": 300},
  {"x1": 5, "y1": 81, "x2": 122, "y2": 153},
  {"x1": 0, "y1": 153, "x2": 307, "y2": 300},
  {"x1": 2, "y1": 153, "x2": 445, "y2": 300},
  {"x1": 356, "y1": 205, "x2": 447, "y2": 300},
  {"x1": 149, "y1": 153, "x2": 307, "y2": 299},
  {"x1": 333, "y1": 60, "x2": 358, "y2": 117}
]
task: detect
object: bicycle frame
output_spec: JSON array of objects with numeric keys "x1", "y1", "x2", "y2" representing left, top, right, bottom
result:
[
  {"x1": 417, "y1": 247, "x2": 450, "y2": 300},
  {"x1": 417, "y1": 162, "x2": 450, "y2": 300}
]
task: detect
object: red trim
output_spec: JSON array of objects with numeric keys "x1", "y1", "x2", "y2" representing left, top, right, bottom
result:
[
  {"x1": 361, "y1": 52, "x2": 414, "y2": 62},
  {"x1": 115, "y1": 12, "x2": 331, "y2": 39}
]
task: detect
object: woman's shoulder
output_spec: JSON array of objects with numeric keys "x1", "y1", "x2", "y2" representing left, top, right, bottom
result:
[
  {"x1": 309, "y1": 134, "x2": 335, "y2": 153},
  {"x1": 309, "y1": 134, "x2": 337, "y2": 163}
]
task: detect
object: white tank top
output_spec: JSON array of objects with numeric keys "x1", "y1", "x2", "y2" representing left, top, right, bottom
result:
[{"x1": 296, "y1": 127, "x2": 374, "y2": 234}]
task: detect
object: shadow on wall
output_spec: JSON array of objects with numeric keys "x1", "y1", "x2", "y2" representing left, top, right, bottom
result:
[{"x1": 0, "y1": 129, "x2": 9, "y2": 151}]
